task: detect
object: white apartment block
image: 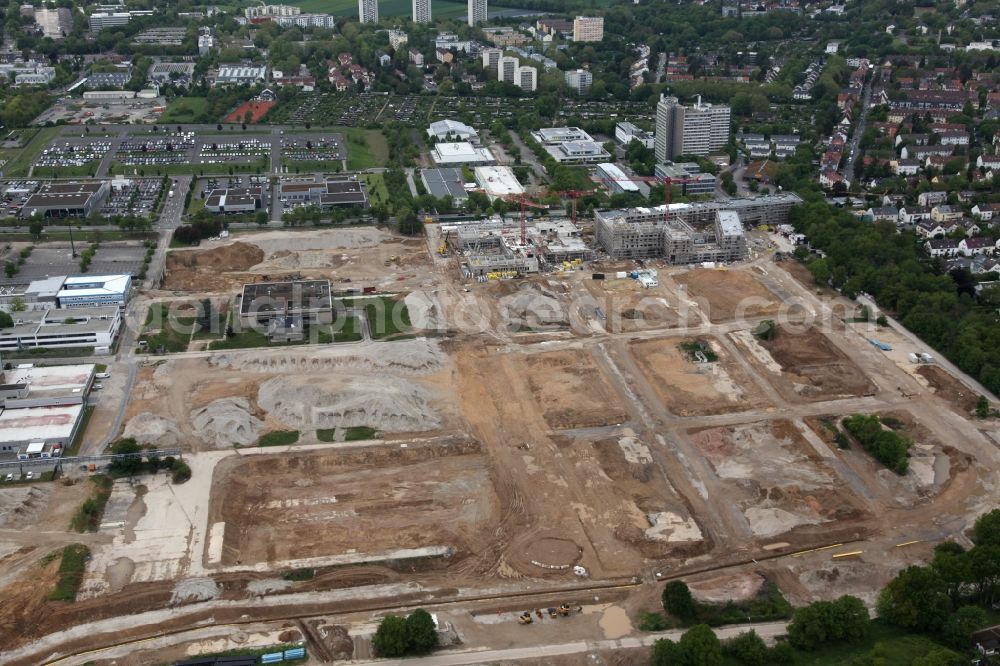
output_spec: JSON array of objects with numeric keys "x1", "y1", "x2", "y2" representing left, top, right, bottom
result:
[
  {"x1": 468, "y1": 0, "x2": 487, "y2": 26},
  {"x1": 245, "y1": 4, "x2": 300, "y2": 18},
  {"x1": 412, "y1": 0, "x2": 431, "y2": 23},
  {"x1": 573, "y1": 16, "x2": 603, "y2": 42},
  {"x1": 359, "y1": 0, "x2": 379, "y2": 24},
  {"x1": 516, "y1": 65, "x2": 537, "y2": 92},
  {"x1": 655, "y1": 94, "x2": 731, "y2": 161},
  {"x1": 564, "y1": 68, "x2": 592, "y2": 95},
  {"x1": 388, "y1": 29, "x2": 408, "y2": 49},
  {"x1": 482, "y1": 47, "x2": 502, "y2": 74},
  {"x1": 499, "y1": 56, "x2": 518, "y2": 84}
]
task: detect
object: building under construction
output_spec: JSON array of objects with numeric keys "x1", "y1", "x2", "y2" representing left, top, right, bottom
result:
[
  {"x1": 593, "y1": 194, "x2": 799, "y2": 262},
  {"x1": 450, "y1": 216, "x2": 594, "y2": 277},
  {"x1": 595, "y1": 208, "x2": 747, "y2": 263}
]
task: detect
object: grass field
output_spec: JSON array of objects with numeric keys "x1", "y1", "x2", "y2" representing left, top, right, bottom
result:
[
  {"x1": 258, "y1": 430, "x2": 300, "y2": 447},
  {"x1": 345, "y1": 128, "x2": 388, "y2": 170},
  {"x1": 161, "y1": 97, "x2": 211, "y2": 123},
  {"x1": 109, "y1": 159, "x2": 269, "y2": 177},
  {"x1": 361, "y1": 173, "x2": 388, "y2": 207},
  {"x1": 3, "y1": 126, "x2": 61, "y2": 176},
  {"x1": 281, "y1": 158, "x2": 346, "y2": 173},
  {"x1": 31, "y1": 162, "x2": 101, "y2": 179}
]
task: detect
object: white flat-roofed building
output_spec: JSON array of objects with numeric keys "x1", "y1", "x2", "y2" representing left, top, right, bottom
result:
[
  {"x1": 597, "y1": 163, "x2": 640, "y2": 194},
  {"x1": 542, "y1": 140, "x2": 610, "y2": 164},
  {"x1": 0, "y1": 307, "x2": 120, "y2": 353},
  {"x1": 88, "y1": 11, "x2": 130, "y2": 30},
  {"x1": 474, "y1": 166, "x2": 524, "y2": 199},
  {"x1": 431, "y1": 142, "x2": 495, "y2": 165},
  {"x1": 532, "y1": 126, "x2": 594, "y2": 144},
  {"x1": 1, "y1": 403, "x2": 84, "y2": 456},
  {"x1": 2, "y1": 364, "x2": 96, "y2": 405},
  {"x1": 616, "y1": 122, "x2": 655, "y2": 149},
  {"x1": 57, "y1": 274, "x2": 132, "y2": 308}
]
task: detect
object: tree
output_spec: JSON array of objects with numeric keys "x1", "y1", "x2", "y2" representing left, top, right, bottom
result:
[
  {"x1": 373, "y1": 615, "x2": 409, "y2": 657},
  {"x1": 28, "y1": 220, "x2": 43, "y2": 241},
  {"x1": 651, "y1": 638, "x2": 685, "y2": 666},
  {"x1": 255, "y1": 211, "x2": 268, "y2": 227},
  {"x1": 788, "y1": 595, "x2": 869, "y2": 650},
  {"x1": 11, "y1": 297, "x2": 26, "y2": 312},
  {"x1": 723, "y1": 630, "x2": 768, "y2": 666},
  {"x1": 405, "y1": 608, "x2": 437, "y2": 654},
  {"x1": 876, "y1": 566, "x2": 952, "y2": 633},
  {"x1": 939, "y1": 605, "x2": 986, "y2": 650},
  {"x1": 663, "y1": 580, "x2": 697, "y2": 622},
  {"x1": 911, "y1": 648, "x2": 965, "y2": 666},
  {"x1": 0, "y1": 310, "x2": 12, "y2": 329},
  {"x1": 975, "y1": 395, "x2": 990, "y2": 418},
  {"x1": 974, "y1": 509, "x2": 1000, "y2": 546},
  {"x1": 677, "y1": 624, "x2": 723, "y2": 666},
  {"x1": 109, "y1": 438, "x2": 143, "y2": 476}
]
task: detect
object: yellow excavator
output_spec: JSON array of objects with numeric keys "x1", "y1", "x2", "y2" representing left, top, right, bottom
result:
[{"x1": 517, "y1": 611, "x2": 533, "y2": 625}]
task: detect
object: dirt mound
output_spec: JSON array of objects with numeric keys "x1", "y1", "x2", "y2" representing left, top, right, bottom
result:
[
  {"x1": 209, "y1": 339, "x2": 447, "y2": 376},
  {"x1": 189, "y1": 397, "x2": 265, "y2": 448},
  {"x1": 167, "y1": 241, "x2": 264, "y2": 272},
  {"x1": 123, "y1": 413, "x2": 182, "y2": 448},
  {"x1": 257, "y1": 375, "x2": 440, "y2": 432}
]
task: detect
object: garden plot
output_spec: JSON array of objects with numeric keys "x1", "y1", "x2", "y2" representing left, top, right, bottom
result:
[
  {"x1": 629, "y1": 337, "x2": 771, "y2": 416},
  {"x1": 688, "y1": 420, "x2": 867, "y2": 540}
]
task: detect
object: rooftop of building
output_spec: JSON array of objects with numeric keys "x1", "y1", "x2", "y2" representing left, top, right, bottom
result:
[
  {"x1": 1, "y1": 363, "x2": 96, "y2": 398},
  {"x1": 59, "y1": 274, "x2": 131, "y2": 299},
  {"x1": 0, "y1": 402, "x2": 84, "y2": 442},
  {"x1": 240, "y1": 279, "x2": 332, "y2": 316}
]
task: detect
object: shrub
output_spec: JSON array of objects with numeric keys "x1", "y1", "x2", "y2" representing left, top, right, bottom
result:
[
  {"x1": 639, "y1": 611, "x2": 668, "y2": 631},
  {"x1": 171, "y1": 461, "x2": 191, "y2": 484},
  {"x1": 663, "y1": 580, "x2": 697, "y2": 622}
]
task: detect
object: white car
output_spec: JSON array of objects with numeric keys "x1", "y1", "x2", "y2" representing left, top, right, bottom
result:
[
  {"x1": 25, "y1": 472, "x2": 34, "y2": 480},
  {"x1": 4, "y1": 473, "x2": 12, "y2": 482}
]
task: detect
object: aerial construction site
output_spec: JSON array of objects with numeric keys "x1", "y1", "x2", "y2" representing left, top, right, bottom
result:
[{"x1": 0, "y1": 199, "x2": 998, "y2": 666}]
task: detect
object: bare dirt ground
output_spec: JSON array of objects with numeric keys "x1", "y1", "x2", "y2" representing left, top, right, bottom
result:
[
  {"x1": 689, "y1": 420, "x2": 868, "y2": 540},
  {"x1": 732, "y1": 324, "x2": 876, "y2": 402},
  {"x1": 583, "y1": 278, "x2": 687, "y2": 332},
  {"x1": 210, "y1": 440, "x2": 498, "y2": 567},
  {"x1": 917, "y1": 365, "x2": 978, "y2": 415},
  {"x1": 162, "y1": 228, "x2": 432, "y2": 295},
  {"x1": 629, "y1": 337, "x2": 771, "y2": 416},
  {"x1": 521, "y1": 350, "x2": 630, "y2": 429},
  {"x1": 674, "y1": 268, "x2": 782, "y2": 323}
]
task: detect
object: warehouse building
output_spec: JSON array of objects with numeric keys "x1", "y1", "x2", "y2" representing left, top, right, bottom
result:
[
  {"x1": 474, "y1": 166, "x2": 524, "y2": 199},
  {"x1": 0, "y1": 363, "x2": 96, "y2": 457},
  {"x1": 22, "y1": 181, "x2": 109, "y2": 219},
  {"x1": 596, "y1": 163, "x2": 640, "y2": 195},
  {"x1": 420, "y1": 168, "x2": 469, "y2": 201}
]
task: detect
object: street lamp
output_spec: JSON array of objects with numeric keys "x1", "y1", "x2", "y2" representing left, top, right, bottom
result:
[{"x1": 67, "y1": 221, "x2": 76, "y2": 258}]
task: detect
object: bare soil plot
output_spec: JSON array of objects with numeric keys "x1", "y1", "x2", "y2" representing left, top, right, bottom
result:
[
  {"x1": 917, "y1": 365, "x2": 978, "y2": 415},
  {"x1": 164, "y1": 241, "x2": 264, "y2": 292},
  {"x1": 688, "y1": 420, "x2": 867, "y2": 540},
  {"x1": 731, "y1": 325, "x2": 876, "y2": 402},
  {"x1": 209, "y1": 441, "x2": 499, "y2": 567},
  {"x1": 582, "y1": 278, "x2": 688, "y2": 332},
  {"x1": 521, "y1": 350, "x2": 629, "y2": 429},
  {"x1": 675, "y1": 268, "x2": 782, "y2": 323},
  {"x1": 629, "y1": 337, "x2": 771, "y2": 416}
]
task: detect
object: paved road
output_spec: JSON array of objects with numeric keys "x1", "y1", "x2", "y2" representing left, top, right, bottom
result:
[
  {"x1": 353, "y1": 622, "x2": 790, "y2": 665},
  {"x1": 843, "y1": 67, "x2": 874, "y2": 185}
]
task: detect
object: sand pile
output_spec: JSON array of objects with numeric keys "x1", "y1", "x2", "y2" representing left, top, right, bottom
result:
[
  {"x1": 189, "y1": 397, "x2": 265, "y2": 448},
  {"x1": 170, "y1": 577, "x2": 220, "y2": 605},
  {"x1": 123, "y1": 413, "x2": 182, "y2": 448},
  {"x1": 210, "y1": 338, "x2": 447, "y2": 376},
  {"x1": 499, "y1": 285, "x2": 567, "y2": 326},
  {"x1": 257, "y1": 375, "x2": 440, "y2": 432},
  {"x1": 405, "y1": 291, "x2": 445, "y2": 331}
]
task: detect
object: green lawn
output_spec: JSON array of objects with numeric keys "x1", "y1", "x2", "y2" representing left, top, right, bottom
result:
[
  {"x1": 346, "y1": 129, "x2": 388, "y2": 170},
  {"x1": 109, "y1": 159, "x2": 269, "y2": 177},
  {"x1": 364, "y1": 296, "x2": 411, "y2": 339},
  {"x1": 362, "y1": 173, "x2": 389, "y2": 207},
  {"x1": 3, "y1": 126, "x2": 61, "y2": 176},
  {"x1": 783, "y1": 621, "x2": 958, "y2": 665},
  {"x1": 281, "y1": 158, "x2": 346, "y2": 173},
  {"x1": 316, "y1": 426, "x2": 377, "y2": 442},
  {"x1": 139, "y1": 303, "x2": 196, "y2": 354},
  {"x1": 208, "y1": 329, "x2": 270, "y2": 350},
  {"x1": 31, "y1": 162, "x2": 101, "y2": 178},
  {"x1": 258, "y1": 430, "x2": 300, "y2": 447},
  {"x1": 332, "y1": 315, "x2": 363, "y2": 342},
  {"x1": 160, "y1": 96, "x2": 211, "y2": 123}
]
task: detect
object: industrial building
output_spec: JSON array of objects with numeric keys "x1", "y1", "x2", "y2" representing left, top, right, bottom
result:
[
  {"x1": 421, "y1": 168, "x2": 469, "y2": 201},
  {"x1": 22, "y1": 181, "x2": 109, "y2": 219},
  {"x1": 0, "y1": 363, "x2": 96, "y2": 457},
  {"x1": 596, "y1": 163, "x2": 641, "y2": 195},
  {"x1": 204, "y1": 187, "x2": 267, "y2": 214},
  {"x1": 279, "y1": 176, "x2": 369, "y2": 208},
  {"x1": 147, "y1": 61, "x2": 196, "y2": 85},
  {"x1": 450, "y1": 216, "x2": 594, "y2": 277},
  {"x1": 239, "y1": 280, "x2": 333, "y2": 328},
  {"x1": 474, "y1": 166, "x2": 524, "y2": 199},
  {"x1": 595, "y1": 208, "x2": 747, "y2": 264},
  {"x1": 531, "y1": 127, "x2": 611, "y2": 164},
  {"x1": 655, "y1": 94, "x2": 732, "y2": 161},
  {"x1": 213, "y1": 65, "x2": 268, "y2": 86},
  {"x1": 431, "y1": 142, "x2": 495, "y2": 166},
  {"x1": 427, "y1": 119, "x2": 478, "y2": 143},
  {"x1": 0, "y1": 306, "x2": 120, "y2": 353}
]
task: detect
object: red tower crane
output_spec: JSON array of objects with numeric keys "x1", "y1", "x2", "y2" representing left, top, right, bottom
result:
[
  {"x1": 503, "y1": 195, "x2": 549, "y2": 245},
  {"x1": 556, "y1": 189, "x2": 597, "y2": 227}
]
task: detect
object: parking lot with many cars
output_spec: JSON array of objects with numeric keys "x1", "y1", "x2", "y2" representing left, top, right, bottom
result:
[{"x1": 100, "y1": 177, "x2": 165, "y2": 219}]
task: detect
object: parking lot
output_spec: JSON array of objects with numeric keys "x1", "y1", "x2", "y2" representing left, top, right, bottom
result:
[
  {"x1": 196, "y1": 136, "x2": 272, "y2": 166},
  {"x1": 281, "y1": 133, "x2": 346, "y2": 165},
  {"x1": 115, "y1": 131, "x2": 196, "y2": 167},
  {"x1": 0, "y1": 241, "x2": 147, "y2": 286},
  {"x1": 0, "y1": 181, "x2": 40, "y2": 220},
  {"x1": 100, "y1": 177, "x2": 165, "y2": 219},
  {"x1": 33, "y1": 139, "x2": 112, "y2": 176}
]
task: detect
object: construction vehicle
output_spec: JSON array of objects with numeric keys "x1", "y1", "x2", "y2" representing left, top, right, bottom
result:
[
  {"x1": 437, "y1": 228, "x2": 451, "y2": 256},
  {"x1": 517, "y1": 612, "x2": 533, "y2": 625}
]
